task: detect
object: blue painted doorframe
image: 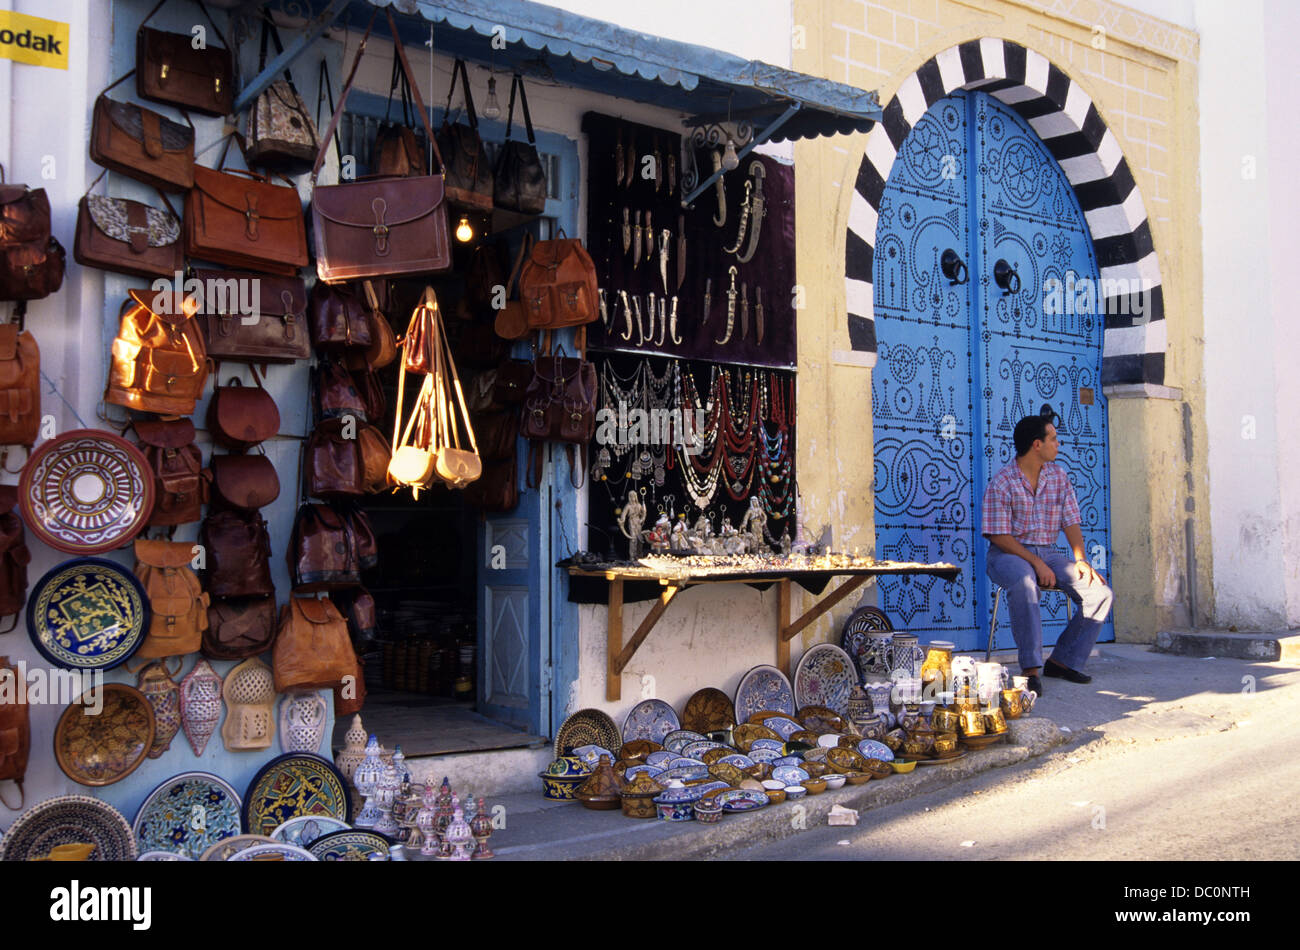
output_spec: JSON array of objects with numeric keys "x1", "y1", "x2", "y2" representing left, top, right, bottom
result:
[{"x1": 872, "y1": 90, "x2": 1114, "y2": 652}]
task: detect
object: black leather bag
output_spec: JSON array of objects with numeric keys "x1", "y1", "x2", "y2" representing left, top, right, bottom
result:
[
  {"x1": 437, "y1": 60, "x2": 493, "y2": 211},
  {"x1": 493, "y1": 74, "x2": 547, "y2": 215}
]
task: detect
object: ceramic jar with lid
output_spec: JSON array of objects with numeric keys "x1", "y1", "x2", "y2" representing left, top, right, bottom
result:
[
  {"x1": 653, "y1": 779, "x2": 702, "y2": 821},
  {"x1": 620, "y1": 771, "x2": 665, "y2": 819},
  {"x1": 353, "y1": 735, "x2": 385, "y2": 829},
  {"x1": 920, "y1": 640, "x2": 955, "y2": 698},
  {"x1": 576, "y1": 755, "x2": 624, "y2": 810}
]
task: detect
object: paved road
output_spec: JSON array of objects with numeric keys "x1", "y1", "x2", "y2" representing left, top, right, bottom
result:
[{"x1": 727, "y1": 647, "x2": 1300, "y2": 861}]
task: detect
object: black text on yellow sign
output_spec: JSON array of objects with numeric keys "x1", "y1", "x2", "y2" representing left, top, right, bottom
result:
[{"x1": 0, "y1": 11, "x2": 69, "y2": 70}]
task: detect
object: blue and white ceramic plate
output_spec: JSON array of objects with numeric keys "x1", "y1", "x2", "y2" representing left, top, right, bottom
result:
[
  {"x1": 308, "y1": 829, "x2": 390, "y2": 861},
  {"x1": 655, "y1": 765, "x2": 711, "y2": 783},
  {"x1": 662, "y1": 730, "x2": 706, "y2": 754},
  {"x1": 682, "y1": 740, "x2": 728, "y2": 759},
  {"x1": 772, "y1": 765, "x2": 810, "y2": 785},
  {"x1": 857, "y1": 739, "x2": 895, "y2": 762},
  {"x1": 133, "y1": 771, "x2": 242, "y2": 860},
  {"x1": 242, "y1": 753, "x2": 352, "y2": 838},
  {"x1": 624, "y1": 764, "x2": 665, "y2": 782},
  {"x1": 667, "y1": 756, "x2": 708, "y2": 769},
  {"x1": 772, "y1": 755, "x2": 803, "y2": 768},
  {"x1": 750, "y1": 738, "x2": 785, "y2": 753},
  {"x1": 227, "y1": 842, "x2": 317, "y2": 861},
  {"x1": 622, "y1": 699, "x2": 681, "y2": 745},
  {"x1": 271, "y1": 815, "x2": 351, "y2": 849},
  {"x1": 734, "y1": 665, "x2": 797, "y2": 722},
  {"x1": 716, "y1": 788, "x2": 768, "y2": 812},
  {"x1": 718, "y1": 753, "x2": 755, "y2": 769},
  {"x1": 645, "y1": 751, "x2": 675, "y2": 769},
  {"x1": 748, "y1": 748, "x2": 781, "y2": 765},
  {"x1": 572, "y1": 744, "x2": 615, "y2": 771},
  {"x1": 27, "y1": 558, "x2": 150, "y2": 671},
  {"x1": 794, "y1": 644, "x2": 859, "y2": 717},
  {"x1": 762, "y1": 716, "x2": 803, "y2": 741}
]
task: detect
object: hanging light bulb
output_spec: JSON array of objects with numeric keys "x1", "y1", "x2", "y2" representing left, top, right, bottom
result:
[
  {"x1": 482, "y1": 76, "x2": 502, "y2": 120},
  {"x1": 455, "y1": 216, "x2": 474, "y2": 243},
  {"x1": 721, "y1": 136, "x2": 740, "y2": 171}
]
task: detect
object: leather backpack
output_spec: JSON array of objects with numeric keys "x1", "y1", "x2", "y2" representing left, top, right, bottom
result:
[
  {"x1": 0, "y1": 323, "x2": 40, "y2": 446},
  {"x1": 193, "y1": 268, "x2": 310, "y2": 365},
  {"x1": 0, "y1": 487, "x2": 30, "y2": 634},
  {"x1": 272, "y1": 594, "x2": 356, "y2": 693},
  {"x1": 288, "y1": 503, "x2": 360, "y2": 591},
  {"x1": 523, "y1": 350, "x2": 598, "y2": 444},
  {"x1": 207, "y1": 364, "x2": 280, "y2": 451},
  {"x1": 519, "y1": 235, "x2": 599, "y2": 331},
  {"x1": 201, "y1": 508, "x2": 275, "y2": 598},
  {"x1": 203, "y1": 596, "x2": 277, "y2": 660},
  {"x1": 133, "y1": 539, "x2": 209, "y2": 659},
  {"x1": 306, "y1": 419, "x2": 364, "y2": 499},
  {"x1": 437, "y1": 59, "x2": 494, "y2": 211},
  {"x1": 0, "y1": 654, "x2": 30, "y2": 810},
  {"x1": 493, "y1": 74, "x2": 548, "y2": 215},
  {"x1": 210, "y1": 453, "x2": 280, "y2": 510},
  {"x1": 463, "y1": 456, "x2": 519, "y2": 512},
  {"x1": 105, "y1": 288, "x2": 209, "y2": 416},
  {"x1": 0, "y1": 164, "x2": 66, "y2": 304},
  {"x1": 90, "y1": 73, "x2": 195, "y2": 192},
  {"x1": 134, "y1": 418, "x2": 209, "y2": 526},
  {"x1": 343, "y1": 507, "x2": 378, "y2": 570},
  {"x1": 136, "y1": 0, "x2": 234, "y2": 117},
  {"x1": 337, "y1": 587, "x2": 379, "y2": 647}
]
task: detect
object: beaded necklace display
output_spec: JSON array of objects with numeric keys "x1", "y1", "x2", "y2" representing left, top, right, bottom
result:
[
  {"x1": 720, "y1": 370, "x2": 759, "y2": 501},
  {"x1": 676, "y1": 364, "x2": 723, "y2": 513},
  {"x1": 758, "y1": 371, "x2": 795, "y2": 519}
]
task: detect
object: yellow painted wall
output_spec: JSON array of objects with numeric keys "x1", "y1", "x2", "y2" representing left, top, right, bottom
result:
[{"x1": 790, "y1": 0, "x2": 1211, "y2": 644}]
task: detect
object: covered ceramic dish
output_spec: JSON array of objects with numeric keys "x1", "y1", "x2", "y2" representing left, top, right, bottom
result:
[
  {"x1": 538, "y1": 755, "x2": 591, "y2": 800},
  {"x1": 653, "y1": 779, "x2": 703, "y2": 821},
  {"x1": 576, "y1": 755, "x2": 625, "y2": 810},
  {"x1": 620, "y1": 770, "x2": 665, "y2": 819}
]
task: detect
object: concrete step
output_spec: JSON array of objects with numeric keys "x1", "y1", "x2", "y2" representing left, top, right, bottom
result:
[{"x1": 1154, "y1": 629, "x2": 1300, "y2": 664}]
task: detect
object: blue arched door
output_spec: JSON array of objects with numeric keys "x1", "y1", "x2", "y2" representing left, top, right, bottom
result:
[{"x1": 871, "y1": 90, "x2": 1114, "y2": 652}]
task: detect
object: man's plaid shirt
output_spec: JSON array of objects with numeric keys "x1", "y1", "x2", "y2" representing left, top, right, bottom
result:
[{"x1": 980, "y1": 460, "x2": 1081, "y2": 545}]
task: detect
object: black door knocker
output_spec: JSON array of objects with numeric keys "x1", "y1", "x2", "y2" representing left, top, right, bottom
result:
[
  {"x1": 940, "y1": 248, "x2": 968, "y2": 286},
  {"x1": 993, "y1": 259, "x2": 1021, "y2": 296}
]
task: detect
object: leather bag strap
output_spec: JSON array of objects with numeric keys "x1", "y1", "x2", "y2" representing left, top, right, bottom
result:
[
  {"x1": 504, "y1": 74, "x2": 536, "y2": 145},
  {"x1": 444, "y1": 59, "x2": 478, "y2": 129}
]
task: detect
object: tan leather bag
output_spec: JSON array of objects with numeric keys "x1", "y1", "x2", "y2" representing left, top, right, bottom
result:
[
  {"x1": 90, "y1": 74, "x2": 195, "y2": 192},
  {"x1": 0, "y1": 323, "x2": 40, "y2": 446},
  {"x1": 134, "y1": 539, "x2": 210, "y2": 659},
  {"x1": 518, "y1": 234, "x2": 600, "y2": 331},
  {"x1": 0, "y1": 653, "x2": 30, "y2": 810},
  {"x1": 272, "y1": 594, "x2": 355, "y2": 692},
  {"x1": 105, "y1": 289, "x2": 209, "y2": 416},
  {"x1": 357, "y1": 424, "x2": 392, "y2": 494}
]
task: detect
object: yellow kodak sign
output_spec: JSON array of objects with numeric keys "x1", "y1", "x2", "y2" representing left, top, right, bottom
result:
[{"x1": 0, "y1": 10, "x2": 69, "y2": 70}]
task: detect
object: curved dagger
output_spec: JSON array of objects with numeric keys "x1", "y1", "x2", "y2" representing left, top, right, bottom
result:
[
  {"x1": 632, "y1": 294, "x2": 645, "y2": 344},
  {"x1": 740, "y1": 283, "x2": 749, "y2": 341},
  {"x1": 724, "y1": 179, "x2": 753, "y2": 255},
  {"x1": 756, "y1": 287, "x2": 765, "y2": 345},
  {"x1": 669, "y1": 296, "x2": 682, "y2": 344},
  {"x1": 653, "y1": 294, "x2": 667, "y2": 346},
  {"x1": 736, "y1": 162, "x2": 767, "y2": 264},
  {"x1": 716, "y1": 266, "x2": 738, "y2": 344},
  {"x1": 620, "y1": 290, "x2": 634, "y2": 341}
]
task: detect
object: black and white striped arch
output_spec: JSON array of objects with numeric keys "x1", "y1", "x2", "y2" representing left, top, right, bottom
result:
[{"x1": 844, "y1": 38, "x2": 1165, "y2": 387}]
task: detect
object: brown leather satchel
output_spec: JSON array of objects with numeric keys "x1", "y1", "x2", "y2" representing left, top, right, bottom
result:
[
  {"x1": 0, "y1": 165, "x2": 65, "y2": 304},
  {"x1": 203, "y1": 596, "x2": 277, "y2": 660},
  {"x1": 0, "y1": 324, "x2": 40, "y2": 447},
  {"x1": 288, "y1": 503, "x2": 359, "y2": 591},
  {"x1": 357, "y1": 424, "x2": 392, "y2": 494},
  {"x1": 74, "y1": 186, "x2": 184, "y2": 280},
  {"x1": 272, "y1": 594, "x2": 356, "y2": 693},
  {"x1": 522, "y1": 350, "x2": 598, "y2": 444},
  {"x1": 344, "y1": 507, "x2": 378, "y2": 570},
  {"x1": 0, "y1": 487, "x2": 31, "y2": 634},
  {"x1": 437, "y1": 59, "x2": 494, "y2": 211},
  {"x1": 306, "y1": 419, "x2": 364, "y2": 499},
  {"x1": 310, "y1": 9, "x2": 451, "y2": 283},
  {"x1": 0, "y1": 653, "x2": 30, "y2": 809},
  {"x1": 314, "y1": 358, "x2": 367, "y2": 422},
  {"x1": 90, "y1": 73, "x2": 195, "y2": 192},
  {"x1": 309, "y1": 282, "x2": 372, "y2": 351},
  {"x1": 207, "y1": 364, "x2": 279, "y2": 451},
  {"x1": 345, "y1": 280, "x2": 397, "y2": 371},
  {"x1": 186, "y1": 158, "x2": 308, "y2": 276},
  {"x1": 463, "y1": 455, "x2": 519, "y2": 512},
  {"x1": 210, "y1": 453, "x2": 280, "y2": 510},
  {"x1": 105, "y1": 288, "x2": 209, "y2": 416},
  {"x1": 136, "y1": 0, "x2": 234, "y2": 118},
  {"x1": 374, "y1": 57, "x2": 427, "y2": 179},
  {"x1": 474, "y1": 411, "x2": 519, "y2": 462},
  {"x1": 134, "y1": 539, "x2": 209, "y2": 659},
  {"x1": 134, "y1": 418, "x2": 208, "y2": 526},
  {"x1": 519, "y1": 235, "x2": 600, "y2": 331},
  {"x1": 193, "y1": 268, "x2": 310, "y2": 364},
  {"x1": 201, "y1": 508, "x2": 275, "y2": 598}
]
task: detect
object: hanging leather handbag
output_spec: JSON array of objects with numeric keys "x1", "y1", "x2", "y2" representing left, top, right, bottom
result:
[
  {"x1": 210, "y1": 453, "x2": 280, "y2": 510},
  {"x1": 193, "y1": 268, "x2": 310, "y2": 364},
  {"x1": 0, "y1": 653, "x2": 30, "y2": 810},
  {"x1": 0, "y1": 323, "x2": 40, "y2": 447},
  {"x1": 203, "y1": 596, "x2": 277, "y2": 660},
  {"x1": 105, "y1": 288, "x2": 209, "y2": 416},
  {"x1": 314, "y1": 358, "x2": 368, "y2": 422},
  {"x1": 465, "y1": 241, "x2": 507, "y2": 316},
  {"x1": 345, "y1": 280, "x2": 397, "y2": 371},
  {"x1": 246, "y1": 15, "x2": 319, "y2": 172},
  {"x1": 90, "y1": 73, "x2": 195, "y2": 192},
  {"x1": 133, "y1": 539, "x2": 209, "y2": 659},
  {"x1": 201, "y1": 508, "x2": 275, "y2": 598},
  {"x1": 309, "y1": 281, "x2": 372, "y2": 351},
  {"x1": 136, "y1": 0, "x2": 234, "y2": 118},
  {"x1": 0, "y1": 487, "x2": 31, "y2": 635},
  {"x1": 288, "y1": 503, "x2": 359, "y2": 591},
  {"x1": 341, "y1": 587, "x2": 379, "y2": 646},
  {"x1": 519, "y1": 233, "x2": 600, "y2": 330},
  {"x1": 466, "y1": 369, "x2": 503, "y2": 414},
  {"x1": 357, "y1": 424, "x2": 392, "y2": 493},
  {"x1": 493, "y1": 234, "x2": 533, "y2": 340},
  {"x1": 400, "y1": 287, "x2": 438, "y2": 375},
  {"x1": 437, "y1": 59, "x2": 494, "y2": 211},
  {"x1": 74, "y1": 177, "x2": 184, "y2": 280},
  {"x1": 0, "y1": 165, "x2": 65, "y2": 304},
  {"x1": 185, "y1": 141, "x2": 309, "y2": 276},
  {"x1": 134, "y1": 418, "x2": 208, "y2": 526},
  {"x1": 272, "y1": 594, "x2": 356, "y2": 693},
  {"x1": 522, "y1": 349, "x2": 598, "y2": 444},
  {"x1": 463, "y1": 455, "x2": 519, "y2": 512},
  {"x1": 343, "y1": 507, "x2": 378, "y2": 570},
  {"x1": 474, "y1": 411, "x2": 519, "y2": 462},
  {"x1": 353, "y1": 367, "x2": 386, "y2": 425},
  {"x1": 306, "y1": 418, "x2": 364, "y2": 499},
  {"x1": 310, "y1": 9, "x2": 451, "y2": 283},
  {"x1": 373, "y1": 56, "x2": 427, "y2": 179},
  {"x1": 207, "y1": 364, "x2": 280, "y2": 451},
  {"x1": 493, "y1": 73, "x2": 548, "y2": 215}
]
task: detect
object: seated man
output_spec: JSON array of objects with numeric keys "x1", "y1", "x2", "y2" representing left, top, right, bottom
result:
[{"x1": 981, "y1": 411, "x2": 1114, "y2": 696}]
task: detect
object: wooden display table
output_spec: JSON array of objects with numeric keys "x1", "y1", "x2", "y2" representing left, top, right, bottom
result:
[{"x1": 566, "y1": 556, "x2": 960, "y2": 701}]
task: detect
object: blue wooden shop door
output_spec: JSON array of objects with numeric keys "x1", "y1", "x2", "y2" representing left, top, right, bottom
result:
[{"x1": 872, "y1": 90, "x2": 1114, "y2": 651}]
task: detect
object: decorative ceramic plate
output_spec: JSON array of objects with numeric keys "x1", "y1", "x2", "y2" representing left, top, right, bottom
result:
[
  {"x1": 619, "y1": 740, "x2": 663, "y2": 760},
  {"x1": 137, "y1": 850, "x2": 194, "y2": 861},
  {"x1": 857, "y1": 739, "x2": 896, "y2": 761},
  {"x1": 749, "y1": 738, "x2": 785, "y2": 753},
  {"x1": 571, "y1": 744, "x2": 615, "y2": 771},
  {"x1": 621, "y1": 699, "x2": 680, "y2": 745},
  {"x1": 199, "y1": 833, "x2": 278, "y2": 861},
  {"x1": 762, "y1": 716, "x2": 804, "y2": 741},
  {"x1": 795, "y1": 644, "x2": 859, "y2": 717},
  {"x1": 661, "y1": 729, "x2": 707, "y2": 754},
  {"x1": 242, "y1": 753, "x2": 353, "y2": 838},
  {"x1": 716, "y1": 788, "x2": 768, "y2": 812},
  {"x1": 748, "y1": 748, "x2": 781, "y2": 765},
  {"x1": 53, "y1": 683, "x2": 155, "y2": 787},
  {"x1": 667, "y1": 756, "x2": 708, "y2": 769},
  {"x1": 623, "y1": 764, "x2": 664, "y2": 782},
  {"x1": 707, "y1": 762, "x2": 747, "y2": 787},
  {"x1": 731, "y1": 723, "x2": 780, "y2": 751},
  {"x1": 28, "y1": 558, "x2": 150, "y2": 671},
  {"x1": 308, "y1": 829, "x2": 391, "y2": 861},
  {"x1": 772, "y1": 765, "x2": 810, "y2": 785},
  {"x1": 817, "y1": 733, "x2": 846, "y2": 748},
  {"x1": 655, "y1": 765, "x2": 711, "y2": 783},
  {"x1": 841, "y1": 605, "x2": 893, "y2": 680},
  {"x1": 228, "y1": 842, "x2": 317, "y2": 861},
  {"x1": 681, "y1": 687, "x2": 736, "y2": 734},
  {"x1": 682, "y1": 739, "x2": 728, "y2": 760},
  {"x1": 718, "y1": 753, "x2": 755, "y2": 769},
  {"x1": 133, "y1": 771, "x2": 242, "y2": 859},
  {"x1": 20, "y1": 429, "x2": 154, "y2": 555},
  {"x1": 772, "y1": 755, "x2": 803, "y2": 768},
  {"x1": 799, "y1": 707, "x2": 849, "y2": 735},
  {"x1": 0, "y1": 794, "x2": 137, "y2": 861},
  {"x1": 734, "y1": 665, "x2": 797, "y2": 722},
  {"x1": 645, "y1": 751, "x2": 675, "y2": 769},
  {"x1": 554, "y1": 708, "x2": 621, "y2": 757},
  {"x1": 788, "y1": 730, "x2": 822, "y2": 746}
]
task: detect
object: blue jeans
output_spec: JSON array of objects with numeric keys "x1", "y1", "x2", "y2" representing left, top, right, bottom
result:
[{"x1": 986, "y1": 544, "x2": 1114, "y2": 672}]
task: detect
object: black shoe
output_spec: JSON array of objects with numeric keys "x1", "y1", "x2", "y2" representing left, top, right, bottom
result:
[
  {"x1": 1043, "y1": 658, "x2": 1092, "y2": 684},
  {"x1": 1027, "y1": 674, "x2": 1043, "y2": 696}
]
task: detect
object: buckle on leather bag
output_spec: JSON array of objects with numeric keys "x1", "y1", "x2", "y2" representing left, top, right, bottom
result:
[
  {"x1": 243, "y1": 201, "x2": 261, "y2": 240},
  {"x1": 371, "y1": 198, "x2": 391, "y2": 256}
]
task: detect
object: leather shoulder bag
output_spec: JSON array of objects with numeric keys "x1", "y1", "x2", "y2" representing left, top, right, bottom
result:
[
  {"x1": 310, "y1": 8, "x2": 451, "y2": 283},
  {"x1": 136, "y1": 0, "x2": 234, "y2": 117},
  {"x1": 246, "y1": 15, "x2": 319, "y2": 172},
  {"x1": 493, "y1": 73, "x2": 548, "y2": 215},
  {"x1": 306, "y1": 418, "x2": 364, "y2": 500},
  {"x1": 0, "y1": 487, "x2": 31, "y2": 634},
  {"x1": 203, "y1": 596, "x2": 277, "y2": 660},
  {"x1": 133, "y1": 417, "x2": 208, "y2": 526},
  {"x1": 288, "y1": 503, "x2": 359, "y2": 591},
  {"x1": 357, "y1": 424, "x2": 392, "y2": 494},
  {"x1": 105, "y1": 288, "x2": 209, "y2": 416},
  {"x1": 373, "y1": 55, "x2": 427, "y2": 179},
  {"x1": 492, "y1": 233, "x2": 533, "y2": 341},
  {"x1": 74, "y1": 172, "x2": 184, "y2": 281},
  {"x1": 0, "y1": 653, "x2": 30, "y2": 809},
  {"x1": 0, "y1": 164, "x2": 65, "y2": 305},
  {"x1": 207, "y1": 363, "x2": 280, "y2": 451},
  {"x1": 0, "y1": 323, "x2": 40, "y2": 447},
  {"x1": 210, "y1": 452, "x2": 280, "y2": 510},
  {"x1": 437, "y1": 59, "x2": 493, "y2": 211},
  {"x1": 272, "y1": 594, "x2": 355, "y2": 693},
  {"x1": 314, "y1": 357, "x2": 368, "y2": 423},
  {"x1": 133, "y1": 538, "x2": 209, "y2": 659},
  {"x1": 193, "y1": 268, "x2": 310, "y2": 364},
  {"x1": 91, "y1": 72, "x2": 195, "y2": 192},
  {"x1": 309, "y1": 281, "x2": 372, "y2": 351},
  {"x1": 201, "y1": 508, "x2": 275, "y2": 598},
  {"x1": 519, "y1": 233, "x2": 599, "y2": 331}
]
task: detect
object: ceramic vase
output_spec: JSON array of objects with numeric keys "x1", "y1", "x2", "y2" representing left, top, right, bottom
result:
[
  {"x1": 278, "y1": 690, "x2": 328, "y2": 754},
  {"x1": 335, "y1": 715, "x2": 367, "y2": 809},
  {"x1": 373, "y1": 761, "x2": 402, "y2": 836},
  {"x1": 471, "y1": 796, "x2": 495, "y2": 859},
  {"x1": 353, "y1": 735, "x2": 385, "y2": 829},
  {"x1": 889, "y1": 633, "x2": 923, "y2": 679},
  {"x1": 137, "y1": 659, "x2": 181, "y2": 759},
  {"x1": 390, "y1": 745, "x2": 411, "y2": 785},
  {"x1": 444, "y1": 796, "x2": 474, "y2": 861},
  {"x1": 416, "y1": 785, "x2": 439, "y2": 857},
  {"x1": 865, "y1": 682, "x2": 893, "y2": 719},
  {"x1": 179, "y1": 658, "x2": 223, "y2": 757}
]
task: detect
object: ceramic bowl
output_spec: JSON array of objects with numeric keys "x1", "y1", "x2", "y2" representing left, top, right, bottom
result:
[
  {"x1": 803, "y1": 777, "x2": 827, "y2": 795},
  {"x1": 891, "y1": 760, "x2": 917, "y2": 774},
  {"x1": 902, "y1": 737, "x2": 932, "y2": 757},
  {"x1": 762, "y1": 779, "x2": 786, "y2": 791},
  {"x1": 822, "y1": 773, "x2": 846, "y2": 790},
  {"x1": 864, "y1": 758, "x2": 894, "y2": 778},
  {"x1": 784, "y1": 785, "x2": 807, "y2": 800},
  {"x1": 845, "y1": 771, "x2": 872, "y2": 785},
  {"x1": 764, "y1": 788, "x2": 787, "y2": 805},
  {"x1": 544, "y1": 756, "x2": 591, "y2": 778},
  {"x1": 538, "y1": 773, "x2": 588, "y2": 800}
]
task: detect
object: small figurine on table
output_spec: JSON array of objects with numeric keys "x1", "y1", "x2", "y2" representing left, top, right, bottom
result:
[
  {"x1": 779, "y1": 528, "x2": 792, "y2": 556},
  {"x1": 670, "y1": 515, "x2": 691, "y2": 554},
  {"x1": 740, "y1": 496, "x2": 768, "y2": 553},
  {"x1": 618, "y1": 490, "x2": 647, "y2": 559},
  {"x1": 720, "y1": 517, "x2": 747, "y2": 555},
  {"x1": 645, "y1": 511, "x2": 672, "y2": 554}
]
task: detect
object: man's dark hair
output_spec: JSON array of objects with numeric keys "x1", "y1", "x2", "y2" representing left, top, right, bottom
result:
[{"x1": 1013, "y1": 415, "x2": 1054, "y2": 456}]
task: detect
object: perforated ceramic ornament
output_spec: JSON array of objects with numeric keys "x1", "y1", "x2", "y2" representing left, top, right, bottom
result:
[
  {"x1": 279, "y1": 690, "x2": 328, "y2": 754},
  {"x1": 136, "y1": 659, "x2": 182, "y2": 759},
  {"x1": 179, "y1": 658, "x2": 223, "y2": 757},
  {"x1": 221, "y1": 657, "x2": 276, "y2": 751}
]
